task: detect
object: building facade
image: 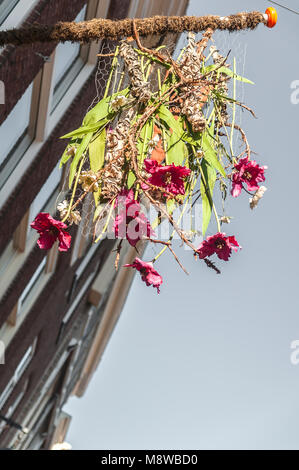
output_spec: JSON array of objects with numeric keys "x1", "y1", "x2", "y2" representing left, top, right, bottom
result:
[{"x1": 0, "y1": 0, "x2": 187, "y2": 450}]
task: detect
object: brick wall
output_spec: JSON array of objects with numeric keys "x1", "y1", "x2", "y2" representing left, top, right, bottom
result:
[{"x1": 0, "y1": 0, "x2": 131, "y2": 447}]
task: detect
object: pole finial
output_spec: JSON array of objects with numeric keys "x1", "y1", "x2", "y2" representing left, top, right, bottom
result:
[{"x1": 264, "y1": 7, "x2": 278, "y2": 28}]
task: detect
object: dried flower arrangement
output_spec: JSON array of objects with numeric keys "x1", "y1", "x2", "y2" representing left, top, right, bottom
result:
[{"x1": 31, "y1": 21, "x2": 272, "y2": 294}]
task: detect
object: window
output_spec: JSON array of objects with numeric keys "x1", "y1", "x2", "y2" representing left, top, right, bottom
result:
[
  {"x1": 0, "y1": 83, "x2": 34, "y2": 188},
  {"x1": 87, "y1": 249, "x2": 119, "y2": 307},
  {"x1": 0, "y1": 0, "x2": 19, "y2": 25},
  {"x1": 0, "y1": 378, "x2": 29, "y2": 433},
  {"x1": 51, "y1": 5, "x2": 88, "y2": 111},
  {"x1": 56, "y1": 272, "x2": 95, "y2": 344},
  {"x1": 0, "y1": 338, "x2": 37, "y2": 410},
  {"x1": 6, "y1": 257, "x2": 47, "y2": 328},
  {"x1": 64, "y1": 272, "x2": 95, "y2": 325},
  {"x1": 74, "y1": 240, "x2": 100, "y2": 279},
  {"x1": 29, "y1": 161, "x2": 61, "y2": 229},
  {"x1": 5, "y1": 255, "x2": 47, "y2": 326},
  {"x1": 0, "y1": 1, "x2": 38, "y2": 30},
  {"x1": 18, "y1": 258, "x2": 47, "y2": 312},
  {"x1": 81, "y1": 307, "x2": 95, "y2": 339},
  {"x1": 0, "y1": 162, "x2": 63, "y2": 303}
]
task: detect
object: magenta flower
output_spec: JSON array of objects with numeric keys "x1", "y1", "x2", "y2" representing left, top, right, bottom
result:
[
  {"x1": 197, "y1": 232, "x2": 240, "y2": 261},
  {"x1": 114, "y1": 190, "x2": 154, "y2": 247},
  {"x1": 115, "y1": 189, "x2": 138, "y2": 210},
  {"x1": 31, "y1": 212, "x2": 71, "y2": 252},
  {"x1": 143, "y1": 159, "x2": 190, "y2": 196},
  {"x1": 124, "y1": 257, "x2": 163, "y2": 293},
  {"x1": 231, "y1": 156, "x2": 267, "y2": 197}
]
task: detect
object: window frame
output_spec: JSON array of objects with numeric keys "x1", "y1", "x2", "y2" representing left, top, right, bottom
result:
[
  {"x1": 0, "y1": 0, "x2": 19, "y2": 25},
  {"x1": 18, "y1": 258, "x2": 47, "y2": 312},
  {"x1": 0, "y1": 338, "x2": 37, "y2": 410},
  {"x1": 50, "y1": 4, "x2": 89, "y2": 113},
  {"x1": 0, "y1": 377, "x2": 29, "y2": 434},
  {"x1": 0, "y1": 76, "x2": 40, "y2": 189},
  {"x1": 0, "y1": 0, "x2": 38, "y2": 30}
]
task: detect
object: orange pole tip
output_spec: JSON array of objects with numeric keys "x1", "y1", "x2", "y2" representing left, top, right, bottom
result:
[{"x1": 265, "y1": 7, "x2": 278, "y2": 28}]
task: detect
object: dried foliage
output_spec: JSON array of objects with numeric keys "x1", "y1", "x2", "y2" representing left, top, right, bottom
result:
[{"x1": 31, "y1": 26, "x2": 269, "y2": 293}]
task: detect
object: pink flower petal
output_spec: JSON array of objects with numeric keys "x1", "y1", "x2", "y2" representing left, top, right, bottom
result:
[
  {"x1": 31, "y1": 212, "x2": 71, "y2": 252},
  {"x1": 37, "y1": 231, "x2": 57, "y2": 250},
  {"x1": 197, "y1": 232, "x2": 240, "y2": 261},
  {"x1": 58, "y1": 230, "x2": 72, "y2": 252}
]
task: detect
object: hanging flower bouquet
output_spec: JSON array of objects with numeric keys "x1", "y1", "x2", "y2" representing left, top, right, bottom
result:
[{"x1": 31, "y1": 25, "x2": 268, "y2": 293}]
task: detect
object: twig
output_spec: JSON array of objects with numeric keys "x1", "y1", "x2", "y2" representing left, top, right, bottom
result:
[
  {"x1": 224, "y1": 122, "x2": 252, "y2": 158},
  {"x1": 167, "y1": 245, "x2": 189, "y2": 275},
  {"x1": 114, "y1": 239, "x2": 123, "y2": 270},
  {"x1": 145, "y1": 238, "x2": 171, "y2": 246}
]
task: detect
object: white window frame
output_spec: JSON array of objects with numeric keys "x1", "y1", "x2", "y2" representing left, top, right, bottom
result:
[
  {"x1": 18, "y1": 258, "x2": 47, "y2": 312},
  {"x1": 87, "y1": 248, "x2": 119, "y2": 307},
  {"x1": 0, "y1": 338, "x2": 37, "y2": 410},
  {"x1": 0, "y1": 255, "x2": 51, "y2": 348},
  {"x1": 0, "y1": 75, "x2": 41, "y2": 189},
  {"x1": 73, "y1": 241, "x2": 99, "y2": 278},
  {"x1": 62, "y1": 272, "x2": 95, "y2": 326},
  {"x1": 50, "y1": 4, "x2": 89, "y2": 113},
  {"x1": 0, "y1": 377, "x2": 29, "y2": 433}
]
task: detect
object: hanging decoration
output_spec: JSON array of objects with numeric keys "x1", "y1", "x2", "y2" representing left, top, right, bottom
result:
[{"x1": 29, "y1": 8, "x2": 277, "y2": 293}]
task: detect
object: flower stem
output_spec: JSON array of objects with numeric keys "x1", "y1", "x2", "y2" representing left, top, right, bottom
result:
[
  {"x1": 229, "y1": 57, "x2": 237, "y2": 153},
  {"x1": 194, "y1": 145, "x2": 221, "y2": 234},
  {"x1": 152, "y1": 177, "x2": 197, "y2": 263},
  {"x1": 94, "y1": 199, "x2": 116, "y2": 243},
  {"x1": 103, "y1": 46, "x2": 119, "y2": 99},
  {"x1": 62, "y1": 156, "x2": 85, "y2": 223}
]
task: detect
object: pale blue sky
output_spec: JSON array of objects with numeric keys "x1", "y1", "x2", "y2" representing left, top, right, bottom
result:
[{"x1": 65, "y1": 0, "x2": 299, "y2": 449}]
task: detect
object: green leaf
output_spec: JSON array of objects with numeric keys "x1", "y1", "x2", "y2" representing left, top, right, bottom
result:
[
  {"x1": 60, "y1": 119, "x2": 109, "y2": 139},
  {"x1": 203, "y1": 64, "x2": 254, "y2": 84},
  {"x1": 137, "y1": 119, "x2": 153, "y2": 165},
  {"x1": 69, "y1": 132, "x2": 93, "y2": 188},
  {"x1": 127, "y1": 171, "x2": 136, "y2": 189},
  {"x1": 89, "y1": 129, "x2": 106, "y2": 206},
  {"x1": 218, "y1": 66, "x2": 254, "y2": 85},
  {"x1": 158, "y1": 107, "x2": 187, "y2": 166},
  {"x1": 89, "y1": 129, "x2": 106, "y2": 173},
  {"x1": 166, "y1": 129, "x2": 187, "y2": 166},
  {"x1": 157, "y1": 104, "x2": 185, "y2": 139},
  {"x1": 59, "y1": 140, "x2": 78, "y2": 168},
  {"x1": 60, "y1": 88, "x2": 130, "y2": 140},
  {"x1": 201, "y1": 159, "x2": 216, "y2": 237},
  {"x1": 83, "y1": 87, "x2": 129, "y2": 125},
  {"x1": 202, "y1": 134, "x2": 226, "y2": 177}
]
